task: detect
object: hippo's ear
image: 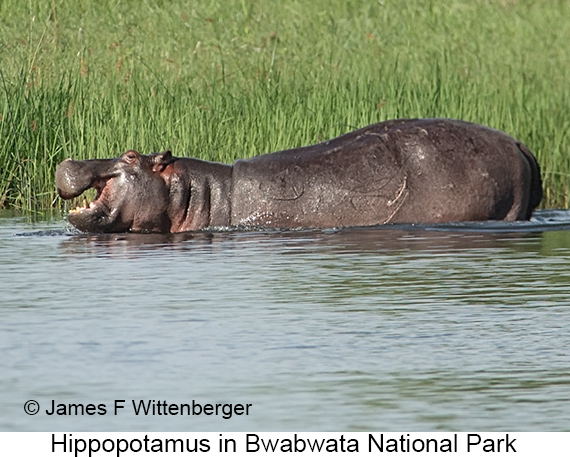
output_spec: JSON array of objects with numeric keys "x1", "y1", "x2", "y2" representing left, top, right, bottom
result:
[{"x1": 151, "y1": 150, "x2": 173, "y2": 173}]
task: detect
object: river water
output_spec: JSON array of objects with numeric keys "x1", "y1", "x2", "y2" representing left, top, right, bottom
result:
[{"x1": 1, "y1": 210, "x2": 570, "y2": 432}]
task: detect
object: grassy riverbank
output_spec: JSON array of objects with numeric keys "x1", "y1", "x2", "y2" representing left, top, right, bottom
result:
[{"x1": 1, "y1": 0, "x2": 569, "y2": 213}]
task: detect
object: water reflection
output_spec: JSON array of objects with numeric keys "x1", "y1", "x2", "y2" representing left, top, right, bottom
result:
[
  {"x1": 2, "y1": 209, "x2": 570, "y2": 431},
  {"x1": 49, "y1": 209, "x2": 569, "y2": 255}
]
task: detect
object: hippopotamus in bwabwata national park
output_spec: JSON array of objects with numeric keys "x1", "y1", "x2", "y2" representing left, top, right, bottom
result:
[{"x1": 55, "y1": 118, "x2": 543, "y2": 233}]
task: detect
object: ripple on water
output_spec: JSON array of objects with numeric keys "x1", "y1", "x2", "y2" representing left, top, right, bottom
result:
[{"x1": 0, "y1": 210, "x2": 570, "y2": 430}]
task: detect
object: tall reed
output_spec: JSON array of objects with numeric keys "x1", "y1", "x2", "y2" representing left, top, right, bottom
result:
[{"x1": 1, "y1": 0, "x2": 569, "y2": 213}]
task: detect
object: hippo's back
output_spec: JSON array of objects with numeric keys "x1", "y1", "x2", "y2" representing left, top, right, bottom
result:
[{"x1": 229, "y1": 119, "x2": 541, "y2": 228}]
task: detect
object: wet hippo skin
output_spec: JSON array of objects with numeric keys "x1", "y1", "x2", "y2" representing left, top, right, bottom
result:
[{"x1": 55, "y1": 118, "x2": 542, "y2": 233}]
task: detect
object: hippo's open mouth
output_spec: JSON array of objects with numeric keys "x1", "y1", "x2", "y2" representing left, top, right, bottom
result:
[
  {"x1": 67, "y1": 177, "x2": 113, "y2": 216},
  {"x1": 56, "y1": 153, "x2": 176, "y2": 233}
]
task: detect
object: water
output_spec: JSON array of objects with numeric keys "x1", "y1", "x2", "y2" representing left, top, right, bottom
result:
[{"x1": 1, "y1": 210, "x2": 570, "y2": 432}]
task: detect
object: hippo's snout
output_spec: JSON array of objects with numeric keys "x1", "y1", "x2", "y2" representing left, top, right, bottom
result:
[
  {"x1": 56, "y1": 158, "x2": 120, "y2": 199},
  {"x1": 56, "y1": 159, "x2": 92, "y2": 199}
]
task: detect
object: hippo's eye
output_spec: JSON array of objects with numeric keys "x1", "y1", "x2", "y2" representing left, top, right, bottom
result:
[{"x1": 123, "y1": 151, "x2": 139, "y2": 163}]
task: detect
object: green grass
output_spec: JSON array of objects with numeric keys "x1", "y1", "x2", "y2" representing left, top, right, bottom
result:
[{"x1": 1, "y1": 0, "x2": 569, "y2": 213}]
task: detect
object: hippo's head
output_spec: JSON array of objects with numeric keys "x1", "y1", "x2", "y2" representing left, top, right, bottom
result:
[{"x1": 56, "y1": 150, "x2": 174, "y2": 233}]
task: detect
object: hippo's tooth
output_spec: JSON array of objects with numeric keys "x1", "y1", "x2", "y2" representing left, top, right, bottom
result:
[{"x1": 83, "y1": 197, "x2": 89, "y2": 209}]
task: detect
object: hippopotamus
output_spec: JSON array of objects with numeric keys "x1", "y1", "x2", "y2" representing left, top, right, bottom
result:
[{"x1": 55, "y1": 118, "x2": 542, "y2": 233}]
